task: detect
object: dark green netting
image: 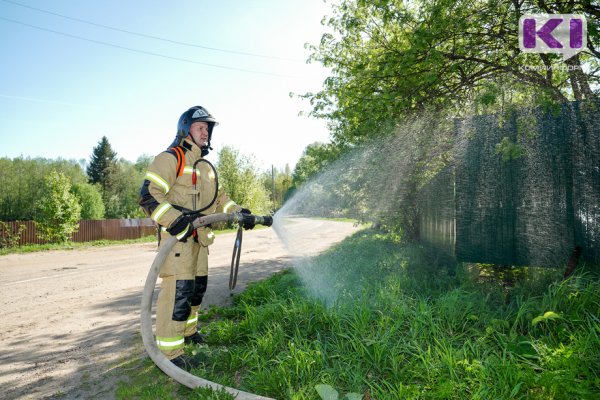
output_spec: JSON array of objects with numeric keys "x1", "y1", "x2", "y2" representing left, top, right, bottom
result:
[
  {"x1": 419, "y1": 167, "x2": 455, "y2": 258},
  {"x1": 419, "y1": 101, "x2": 600, "y2": 266}
]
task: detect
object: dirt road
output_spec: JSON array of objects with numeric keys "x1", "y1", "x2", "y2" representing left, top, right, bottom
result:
[{"x1": 0, "y1": 218, "x2": 359, "y2": 399}]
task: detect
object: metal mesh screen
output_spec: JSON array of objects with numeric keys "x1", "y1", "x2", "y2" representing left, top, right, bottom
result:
[{"x1": 420, "y1": 101, "x2": 600, "y2": 266}]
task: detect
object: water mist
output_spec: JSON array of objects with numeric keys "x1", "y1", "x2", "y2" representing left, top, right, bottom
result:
[{"x1": 271, "y1": 113, "x2": 455, "y2": 306}]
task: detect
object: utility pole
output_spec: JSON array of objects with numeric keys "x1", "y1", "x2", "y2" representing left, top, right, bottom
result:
[{"x1": 271, "y1": 165, "x2": 276, "y2": 205}]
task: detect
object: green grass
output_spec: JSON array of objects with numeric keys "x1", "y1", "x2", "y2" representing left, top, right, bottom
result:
[{"x1": 116, "y1": 229, "x2": 600, "y2": 400}]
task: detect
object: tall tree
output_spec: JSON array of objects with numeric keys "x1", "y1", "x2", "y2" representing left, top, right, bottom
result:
[
  {"x1": 305, "y1": 0, "x2": 600, "y2": 147},
  {"x1": 86, "y1": 136, "x2": 117, "y2": 194}
]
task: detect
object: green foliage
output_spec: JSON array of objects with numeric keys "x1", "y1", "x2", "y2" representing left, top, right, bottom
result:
[
  {"x1": 304, "y1": 1, "x2": 599, "y2": 149},
  {"x1": 495, "y1": 136, "x2": 526, "y2": 161},
  {"x1": 134, "y1": 153, "x2": 154, "y2": 173},
  {"x1": 261, "y1": 164, "x2": 293, "y2": 210},
  {"x1": 532, "y1": 311, "x2": 561, "y2": 326},
  {"x1": 288, "y1": 0, "x2": 600, "y2": 248},
  {"x1": 0, "y1": 221, "x2": 26, "y2": 248},
  {"x1": 84, "y1": 137, "x2": 148, "y2": 218},
  {"x1": 35, "y1": 170, "x2": 81, "y2": 243},
  {"x1": 291, "y1": 142, "x2": 341, "y2": 188},
  {"x1": 0, "y1": 156, "x2": 87, "y2": 221},
  {"x1": 102, "y1": 158, "x2": 146, "y2": 218},
  {"x1": 292, "y1": 1, "x2": 600, "y2": 240},
  {"x1": 216, "y1": 146, "x2": 272, "y2": 214},
  {"x1": 179, "y1": 230, "x2": 598, "y2": 399},
  {"x1": 86, "y1": 136, "x2": 117, "y2": 192},
  {"x1": 71, "y1": 182, "x2": 105, "y2": 219},
  {"x1": 315, "y1": 384, "x2": 362, "y2": 400},
  {"x1": 0, "y1": 142, "x2": 275, "y2": 224}
]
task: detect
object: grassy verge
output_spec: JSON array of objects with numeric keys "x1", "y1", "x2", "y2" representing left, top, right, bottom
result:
[{"x1": 116, "y1": 229, "x2": 600, "y2": 400}]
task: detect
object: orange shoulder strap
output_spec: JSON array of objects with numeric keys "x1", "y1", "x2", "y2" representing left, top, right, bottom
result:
[{"x1": 169, "y1": 146, "x2": 185, "y2": 177}]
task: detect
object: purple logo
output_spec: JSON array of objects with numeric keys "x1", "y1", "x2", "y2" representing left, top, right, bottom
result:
[{"x1": 519, "y1": 14, "x2": 587, "y2": 60}]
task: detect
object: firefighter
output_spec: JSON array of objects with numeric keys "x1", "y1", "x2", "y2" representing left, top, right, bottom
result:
[{"x1": 138, "y1": 105, "x2": 254, "y2": 369}]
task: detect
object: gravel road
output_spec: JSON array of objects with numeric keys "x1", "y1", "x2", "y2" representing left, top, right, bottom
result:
[{"x1": 0, "y1": 218, "x2": 359, "y2": 399}]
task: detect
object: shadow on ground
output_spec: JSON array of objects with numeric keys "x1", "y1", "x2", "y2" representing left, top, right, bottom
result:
[{"x1": 0, "y1": 255, "x2": 293, "y2": 399}]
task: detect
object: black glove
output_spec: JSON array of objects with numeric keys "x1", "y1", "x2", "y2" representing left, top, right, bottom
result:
[
  {"x1": 167, "y1": 214, "x2": 195, "y2": 242},
  {"x1": 240, "y1": 208, "x2": 255, "y2": 230}
]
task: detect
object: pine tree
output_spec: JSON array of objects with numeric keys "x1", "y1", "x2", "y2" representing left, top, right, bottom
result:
[{"x1": 87, "y1": 136, "x2": 117, "y2": 194}]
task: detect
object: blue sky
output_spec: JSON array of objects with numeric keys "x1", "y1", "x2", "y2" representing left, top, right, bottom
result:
[{"x1": 0, "y1": 0, "x2": 334, "y2": 171}]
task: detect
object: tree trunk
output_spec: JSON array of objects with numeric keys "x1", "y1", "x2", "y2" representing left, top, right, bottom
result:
[{"x1": 566, "y1": 54, "x2": 594, "y2": 100}]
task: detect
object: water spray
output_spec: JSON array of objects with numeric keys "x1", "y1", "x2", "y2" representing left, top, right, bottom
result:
[{"x1": 140, "y1": 212, "x2": 274, "y2": 399}]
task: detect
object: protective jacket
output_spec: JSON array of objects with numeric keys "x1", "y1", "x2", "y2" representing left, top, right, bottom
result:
[{"x1": 139, "y1": 138, "x2": 242, "y2": 236}]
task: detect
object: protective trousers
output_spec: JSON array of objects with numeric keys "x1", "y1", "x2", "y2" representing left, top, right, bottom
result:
[{"x1": 155, "y1": 233, "x2": 209, "y2": 359}]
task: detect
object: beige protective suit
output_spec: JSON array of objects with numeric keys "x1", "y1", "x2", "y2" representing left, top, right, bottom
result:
[{"x1": 141, "y1": 137, "x2": 241, "y2": 359}]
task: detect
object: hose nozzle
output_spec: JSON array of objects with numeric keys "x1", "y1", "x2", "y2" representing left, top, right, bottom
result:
[{"x1": 253, "y1": 215, "x2": 273, "y2": 227}]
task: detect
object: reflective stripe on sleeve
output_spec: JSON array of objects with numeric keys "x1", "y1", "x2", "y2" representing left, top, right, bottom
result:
[
  {"x1": 156, "y1": 336, "x2": 185, "y2": 350},
  {"x1": 183, "y1": 166, "x2": 194, "y2": 175},
  {"x1": 145, "y1": 171, "x2": 170, "y2": 193},
  {"x1": 151, "y1": 202, "x2": 172, "y2": 223},
  {"x1": 222, "y1": 200, "x2": 236, "y2": 213}
]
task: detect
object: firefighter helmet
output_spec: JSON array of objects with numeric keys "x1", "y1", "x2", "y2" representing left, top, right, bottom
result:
[{"x1": 170, "y1": 106, "x2": 218, "y2": 152}]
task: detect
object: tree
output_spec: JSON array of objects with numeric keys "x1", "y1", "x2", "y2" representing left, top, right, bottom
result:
[
  {"x1": 85, "y1": 137, "x2": 146, "y2": 219},
  {"x1": 305, "y1": 0, "x2": 600, "y2": 147},
  {"x1": 0, "y1": 157, "x2": 87, "y2": 221},
  {"x1": 216, "y1": 146, "x2": 272, "y2": 214},
  {"x1": 102, "y1": 158, "x2": 147, "y2": 219},
  {"x1": 35, "y1": 170, "x2": 81, "y2": 243},
  {"x1": 135, "y1": 154, "x2": 154, "y2": 174},
  {"x1": 260, "y1": 164, "x2": 293, "y2": 210},
  {"x1": 295, "y1": 0, "x2": 599, "y2": 237},
  {"x1": 291, "y1": 142, "x2": 341, "y2": 188},
  {"x1": 71, "y1": 182, "x2": 105, "y2": 219},
  {"x1": 87, "y1": 136, "x2": 117, "y2": 195}
]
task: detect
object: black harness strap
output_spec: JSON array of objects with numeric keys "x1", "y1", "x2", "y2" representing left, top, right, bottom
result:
[{"x1": 229, "y1": 225, "x2": 243, "y2": 292}]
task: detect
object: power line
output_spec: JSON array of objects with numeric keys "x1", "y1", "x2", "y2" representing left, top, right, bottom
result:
[
  {"x1": 0, "y1": 16, "x2": 294, "y2": 78},
  {"x1": 1, "y1": 0, "x2": 303, "y2": 62}
]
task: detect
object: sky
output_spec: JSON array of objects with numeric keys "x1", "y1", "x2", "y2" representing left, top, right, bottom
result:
[{"x1": 0, "y1": 0, "x2": 335, "y2": 172}]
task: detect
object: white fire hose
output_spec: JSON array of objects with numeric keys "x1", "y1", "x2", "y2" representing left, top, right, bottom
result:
[{"x1": 140, "y1": 212, "x2": 274, "y2": 399}]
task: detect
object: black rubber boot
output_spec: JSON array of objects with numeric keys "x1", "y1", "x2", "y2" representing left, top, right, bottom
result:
[
  {"x1": 184, "y1": 332, "x2": 205, "y2": 345},
  {"x1": 170, "y1": 354, "x2": 199, "y2": 370}
]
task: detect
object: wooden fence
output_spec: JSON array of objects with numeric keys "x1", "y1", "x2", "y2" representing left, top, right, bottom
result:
[{"x1": 1, "y1": 218, "x2": 156, "y2": 246}]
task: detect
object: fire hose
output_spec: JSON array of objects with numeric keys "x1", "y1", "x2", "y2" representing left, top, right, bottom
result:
[{"x1": 140, "y1": 212, "x2": 274, "y2": 399}]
